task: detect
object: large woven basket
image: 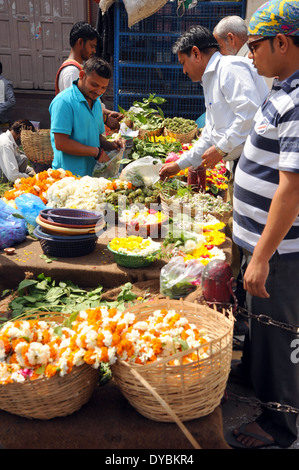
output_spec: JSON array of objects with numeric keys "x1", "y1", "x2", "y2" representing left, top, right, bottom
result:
[
  {"x1": 160, "y1": 193, "x2": 232, "y2": 224},
  {"x1": 21, "y1": 129, "x2": 54, "y2": 164},
  {"x1": 163, "y1": 126, "x2": 198, "y2": 144},
  {"x1": 0, "y1": 313, "x2": 100, "y2": 419},
  {"x1": 138, "y1": 127, "x2": 163, "y2": 140},
  {"x1": 111, "y1": 299, "x2": 234, "y2": 425}
]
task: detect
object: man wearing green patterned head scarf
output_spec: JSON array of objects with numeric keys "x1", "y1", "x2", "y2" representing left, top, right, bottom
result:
[{"x1": 225, "y1": 0, "x2": 299, "y2": 450}]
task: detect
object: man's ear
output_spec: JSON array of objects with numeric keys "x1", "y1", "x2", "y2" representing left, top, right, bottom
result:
[
  {"x1": 192, "y1": 45, "x2": 201, "y2": 61},
  {"x1": 227, "y1": 32, "x2": 235, "y2": 45},
  {"x1": 276, "y1": 33, "x2": 289, "y2": 52},
  {"x1": 78, "y1": 69, "x2": 85, "y2": 80}
]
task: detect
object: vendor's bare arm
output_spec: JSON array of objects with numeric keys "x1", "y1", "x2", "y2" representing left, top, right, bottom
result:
[{"x1": 54, "y1": 133, "x2": 98, "y2": 157}]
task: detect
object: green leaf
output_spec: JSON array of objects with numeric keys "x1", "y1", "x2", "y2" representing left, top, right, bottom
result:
[
  {"x1": 36, "y1": 365, "x2": 46, "y2": 375},
  {"x1": 17, "y1": 279, "x2": 38, "y2": 293}
]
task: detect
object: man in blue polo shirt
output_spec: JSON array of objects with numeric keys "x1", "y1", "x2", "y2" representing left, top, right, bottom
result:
[
  {"x1": 49, "y1": 56, "x2": 123, "y2": 177},
  {"x1": 227, "y1": 0, "x2": 299, "y2": 450}
]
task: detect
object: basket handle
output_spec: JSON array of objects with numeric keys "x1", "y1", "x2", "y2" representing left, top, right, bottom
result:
[{"x1": 121, "y1": 361, "x2": 201, "y2": 450}]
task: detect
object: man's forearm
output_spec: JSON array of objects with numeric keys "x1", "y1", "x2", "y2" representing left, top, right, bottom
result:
[{"x1": 54, "y1": 133, "x2": 98, "y2": 157}]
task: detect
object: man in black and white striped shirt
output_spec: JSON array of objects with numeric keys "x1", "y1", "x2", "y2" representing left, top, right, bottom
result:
[{"x1": 228, "y1": 0, "x2": 299, "y2": 450}]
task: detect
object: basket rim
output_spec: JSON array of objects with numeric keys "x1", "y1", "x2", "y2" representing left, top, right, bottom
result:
[
  {"x1": 113, "y1": 298, "x2": 234, "y2": 370},
  {"x1": 107, "y1": 243, "x2": 161, "y2": 259}
]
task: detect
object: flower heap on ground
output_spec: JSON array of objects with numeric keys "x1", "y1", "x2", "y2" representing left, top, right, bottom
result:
[
  {"x1": 109, "y1": 236, "x2": 161, "y2": 257},
  {"x1": 117, "y1": 308, "x2": 211, "y2": 365},
  {"x1": 3, "y1": 169, "x2": 76, "y2": 205},
  {"x1": 46, "y1": 176, "x2": 133, "y2": 210},
  {"x1": 0, "y1": 306, "x2": 211, "y2": 383}
]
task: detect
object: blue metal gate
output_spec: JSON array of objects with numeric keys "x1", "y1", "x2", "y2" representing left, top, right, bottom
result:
[{"x1": 113, "y1": 0, "x2": 247, "y2": 120}]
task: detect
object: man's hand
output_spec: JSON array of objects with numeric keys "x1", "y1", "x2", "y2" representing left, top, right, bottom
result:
[
  {"x1": 159, "y1": 162, "x2": 181, "y2": 180},
  {"x1": 110, "y1": 137, "x2": 125, "y2": 151},
  {"x1": 97, "y1": 149, "x2": 110, "y2": 163},
  {"x1": 243, "y1": 257, "x2": 270, "y2": 298},
  {"x1": 201, "y1": 146, "x2": 224, "y2": 169},
  {"x1": 105, "y1": 110, "x2": 124, "y2": 131}
]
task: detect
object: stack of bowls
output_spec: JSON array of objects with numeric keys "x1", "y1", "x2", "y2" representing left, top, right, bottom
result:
[{"x1": 34, "y1": 208, "x2": 105, "y2": 258}]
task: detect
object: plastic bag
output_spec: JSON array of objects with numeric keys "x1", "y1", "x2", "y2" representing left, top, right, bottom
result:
[
  {"x1": 160, "y1": 256, "x2": 204, "y2": 299},
  {"x1": 0, "y1": 199, "x2": 27, "y2": 250},
  {"x1": 120, "y1": 156, "x2": 162, "y2": 187},
  {"x1": 93, "y1": 148, "x2": 124, "y2": 179},
  {"x1": 15, "y1": 193, "x2": 46, "y2": 227}
]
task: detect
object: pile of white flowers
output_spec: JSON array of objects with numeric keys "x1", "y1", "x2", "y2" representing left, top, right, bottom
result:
[{"x1": 45, "y1": 176, "x2": 110, "y2": 210}]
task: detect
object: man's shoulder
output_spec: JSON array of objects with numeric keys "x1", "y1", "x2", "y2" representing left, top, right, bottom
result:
[{"x1": 219, "y1": 54, "x2": 253, "y2": 69}]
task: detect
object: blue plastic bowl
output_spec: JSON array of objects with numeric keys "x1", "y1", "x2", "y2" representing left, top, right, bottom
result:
[
  {"x1": 33, "y1": 226, "x2": 98, "y2": 258},
  {"x1": 40, "y1": 208, "x2": 104, "y2": 226}
]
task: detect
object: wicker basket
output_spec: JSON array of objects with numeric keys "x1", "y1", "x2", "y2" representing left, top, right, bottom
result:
[
  {"x1": 160, "y1": 194, "x2": 232, "y2": 224},
  {"x1": 0, "y1": 313, "x2": 100, "y2": 419},
  {"x1": 111, "y1": 299, "x2": 234, "y2": 425},
  {"x1": 21, "y1": 129, "x2": 54, "y2": 164},
  {"x1": 163, "y1": 126, "x2": 198, "y2": 144},
  {"x1": 138, "y1": 127, "x2": 163, "y2": 140}
]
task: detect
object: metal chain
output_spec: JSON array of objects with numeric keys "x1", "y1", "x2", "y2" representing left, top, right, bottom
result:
[
  {"x1": 226, "y1": 305, "x2": 299, "y2": 413},
  {"x1": 235, "y1": 306, "x2": 299, "y2": 335},
  {"x1": 206, "y1": 303, "x2": 299, "y2": 413},
  {"x1": 227, "y1": 391, "x2": 299, "y2": 415}
]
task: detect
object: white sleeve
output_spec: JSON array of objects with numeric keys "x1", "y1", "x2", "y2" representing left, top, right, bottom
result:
[
  {"x1": 177, "y1": 125, "x2": 212, "y2": 170},
  {"x1": 0, "y1": 144, "x2": 29, "y2": 182},
  {"x1": 216, "y1": 63, "x2": 263, "y2": 154},
  {"x1": 58, "y1": 66, "x2": 80, "y2": 92}
]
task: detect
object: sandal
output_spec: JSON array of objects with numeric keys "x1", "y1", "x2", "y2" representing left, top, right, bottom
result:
[{"x1": 225, "y1": 423, "x2": 277, "y2": 449}]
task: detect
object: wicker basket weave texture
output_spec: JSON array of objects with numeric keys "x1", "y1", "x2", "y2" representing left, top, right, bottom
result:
[
  {"x1": 21, "y1": 129, "x2": 54, "y2": 164},
  {"x1": 163, "y1": 126, "x2": 198, "y2": 144},
  {"x1": 0, "y1": 313, "x2": 100, "y2": 419},
  {"x1": 111, "y1": 299, "x2": 234, "y2": 423}
]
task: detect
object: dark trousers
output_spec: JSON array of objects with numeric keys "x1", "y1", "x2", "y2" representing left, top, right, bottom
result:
[{"x1": 243, "y1": 249, "x2": 299, "y2": 447}]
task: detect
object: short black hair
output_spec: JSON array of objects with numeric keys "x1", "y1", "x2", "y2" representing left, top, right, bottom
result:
[
  {"x1": 83, "y1": 56, "x2": 112, "y2": 79},
  {"x1": 11, "y1": 119, "x2": 35, "y2": 134},
  {"x1": 69, "y1": 21, "x2": 99, "y2": 48},
  {"x1": 291, "y1": 36, "x2": 299, "y2": 48},
  {"x1": 0, "y1": 62, "x2": 2, "y2": 75},
  {"x1": 173, "y1": 25, "x2": 219, "y2": 56}
]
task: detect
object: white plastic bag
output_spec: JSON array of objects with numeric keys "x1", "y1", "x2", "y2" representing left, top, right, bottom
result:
[
  {"x1": 93, "y1": 148, "x2": 124, "y2": 179},
  {"x1": 119, "y1": 156, "x2": 162, "y2": 187},
  {"x1": 160, "y1": 256, "x2": 204, "y2": 299}
]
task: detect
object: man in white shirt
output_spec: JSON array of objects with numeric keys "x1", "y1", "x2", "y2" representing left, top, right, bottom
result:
[
  {"x1": 0, "y1": 119, "x2": 35, "y2": 182},
  {"x1": 213, "y1": 16, "x2": 273, "y2": 88},
  {"x1": 159, "y1": 25, "x2": 269, "y2": 179},
  {"x1": 213, "y1": 16, "x2": 249, "y2": 57}
]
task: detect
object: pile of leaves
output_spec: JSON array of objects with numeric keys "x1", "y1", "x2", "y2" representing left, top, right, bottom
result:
[
  {"x1": 1, "y1": 274, "x2": 140, "y2": 321},
  {"x1": 119, "y1": 94, "x2": 166, "y2": 131},
  {"x1": 124, "y1": 135, "x2": 182, "y2": 165}
]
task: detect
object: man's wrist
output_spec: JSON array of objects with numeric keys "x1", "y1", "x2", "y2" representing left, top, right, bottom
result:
[
  {"x1": 215, "y1": 146, "x2": 227, "y2": 157},
  {"x1": 94, "y1": 147, "x2": 104, "y2": 160}
]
